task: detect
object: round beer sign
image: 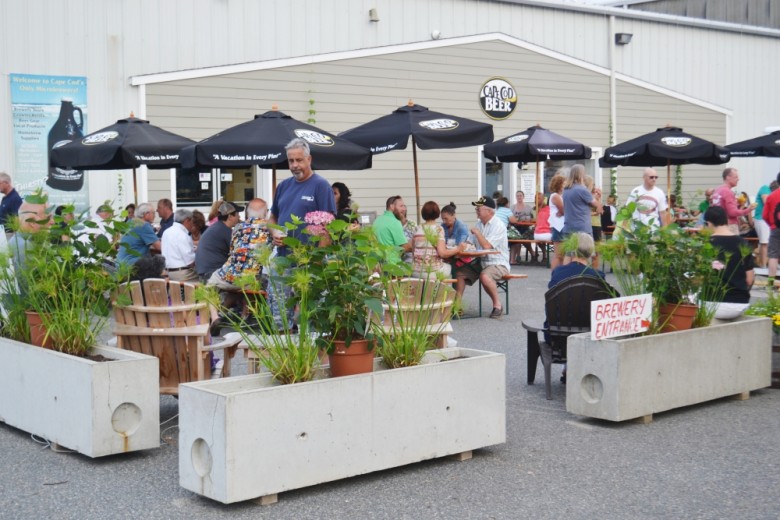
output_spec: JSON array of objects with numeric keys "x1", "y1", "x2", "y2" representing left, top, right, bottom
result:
[{"x1": 479, "y1": 78, "x2": 517, "y2": 120}]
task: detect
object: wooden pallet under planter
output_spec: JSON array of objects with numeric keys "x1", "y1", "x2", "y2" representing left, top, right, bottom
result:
[
  {"x1": 0, "y1": 338, "x2": 160, "y2": 457},
  {"x1": 178, "y1": 347, "x2": 505, "y2": 504},
  {"x1": 566, "y1": 316, "x2": 772, "y2": 423}
]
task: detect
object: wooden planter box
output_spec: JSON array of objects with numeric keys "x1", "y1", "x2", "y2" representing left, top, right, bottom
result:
[
  {"x1": 566, "y1": 316, "x2": 772, "y2": 422},
  {"x1": 0, "y1": 338, "x2": 160, "y2": 457},
  {"x1": 178, "y1": 347, "x2": 505, "y2": 504}
]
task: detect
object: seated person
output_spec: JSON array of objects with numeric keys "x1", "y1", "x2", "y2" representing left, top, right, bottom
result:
[
  {"x1": 549, "y1": 232, "x2": 605, "y2": 290},
  {"x1": 454, "y1": 196, "x2": 510, "y2": 319},
  {"x1": 411, "y1": 201, "x2": 464, "y2": 279},
  {"x1": 495, "y1": 197, "x2": 513, "y2": 227},
  {"x1": 207, "y1": 198, "x2": 270, "y2": 319},
  {"x1": 440, "y1": 202, "x2": 469, "y2": 246},
  {"x1": 545, "y1": 232, "x2": 605, "y2": 380},
  {"x1": 703, "y1": 206, "x2": 754, "y2": 304}
]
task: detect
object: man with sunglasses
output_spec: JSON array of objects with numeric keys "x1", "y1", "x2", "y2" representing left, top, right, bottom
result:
[{"x1": 626, "y1": 167, "x2": 670, "y2": 228}]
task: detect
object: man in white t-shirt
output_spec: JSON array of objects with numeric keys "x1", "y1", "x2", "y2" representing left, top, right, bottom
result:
[{"x1": 626, "y1": 167, "x2": 670, "y2": 228}]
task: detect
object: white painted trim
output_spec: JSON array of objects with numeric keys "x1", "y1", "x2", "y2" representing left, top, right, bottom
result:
[
  {"x1": 131, "y1": 33, "x2": 730, "y2": 117},
  {"x1": 169, "y1": 168, "x2": 177, "y2": 208},
  {"x1": 136, "y1": 84, "x2": 148, "y2": 203}
]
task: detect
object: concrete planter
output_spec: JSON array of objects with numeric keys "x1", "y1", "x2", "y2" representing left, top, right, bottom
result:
[
  {"x1": 0, "y1": 337, "x2": 160, "y2": 457},
  {"x1": 567, "y1": 316, "x2": 772, "y2": 422},
  {"x1": 179, "y1": 347, "x2": 506, "y2": 504}
]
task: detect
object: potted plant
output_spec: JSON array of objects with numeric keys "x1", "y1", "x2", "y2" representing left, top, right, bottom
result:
[
  {"x1": 282, "y1": 213, "x2": 408, "y2": 376},
  {"x1": 599, "y1": 203, "x2": 731, "y2": 333},
  {"x1": 0, "y1": 191, "x2": 160, "y2": 457},
  {"x1": 745, "y1": 292, "x2": 780, "y2": 388}
]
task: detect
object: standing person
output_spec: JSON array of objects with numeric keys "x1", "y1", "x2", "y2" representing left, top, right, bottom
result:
[
  {"x1": 332, "y1": 182, "x2": 358, "y2": 224},
  {"x1": 454, "y1": 196, "x2": 510, "y2": 319},
  {"x1": 561, "y1": 164, "x2": 602, "y2": 264},
  {"x1": 703, "y1": 206, "x2": 754, "y2": 303},
  {"x1": 0, "y1": 172, "x2": 23, "y2": 236},
  {"x1": 269, "y1": 139, "x2": 336, "y2": 254},
  {"x1": 440, "y1": 202, "x2": 469, "y2": 246},
  {"x1": 195, "y1": 201, "x2": 243, "y2": 282},
  {"x1": 625, "y1": 167, "x2": 670, "y2": 229},
  {"x1": 373, "y1": 195, "x2": 412, "y2": 264},
  {"x1": 585, "y1": 175, "x2": 602, "y2": 269},
  {"x1": 117, "y1": 202, "x2": 161, "y2": 269},
  {"x1": 411, "y1": 201, "x2": 463, "y2": 279},
  {"x1": 711, "y1": 167, "x2": 756, "y2": 235},
  {"x1": 763, "y1": 173, "x2": 780, "y2": 289},
  {"x1": 161, "y1": 208, "x2": 198, "y2": 282},
  {"x1": 548, "y1": 174, "x2": 566, "y2": 269},
  {"x1": 269, "y1": 138, "x2": 336, "y2": 326},
  {"x1": 156, "y1": 198, "x2": 174, "y2": 238},
  {"x1": 754, "y1": 180, "x2": 773, "y2": 268}
]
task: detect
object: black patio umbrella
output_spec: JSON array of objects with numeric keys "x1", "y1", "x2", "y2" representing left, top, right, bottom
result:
[
  {"x1": 600, "y1": 126, "x2": 730, "y2": 204},
  {"x1": 50, "y1": 115, "x2": 195, "y2": 204},
  {"x1": 484, "y1": 124, "x2": 592, "y2": 210},
  {"x1": 725, "y1": 130, "x2": 780, "y2": 158},
  {"x1": 180, "y1": 108, "x2": 372, "y2": 189},
  {"x1": 340, "y1": 101, "x2": 493, "y2": 218}
]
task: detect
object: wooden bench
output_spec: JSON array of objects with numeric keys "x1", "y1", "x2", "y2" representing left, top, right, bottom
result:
[
  {"x1": 508, "y1": 239, "x2": 552, "y2": 267},
  {"x1": 446, "y1": 273, "x2": 528, "y2": 317}
]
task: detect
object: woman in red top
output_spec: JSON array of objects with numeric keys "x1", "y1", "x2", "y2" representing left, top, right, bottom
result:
[{"x1": 534, "y1": 193, "x2": 552, "y2": 241}]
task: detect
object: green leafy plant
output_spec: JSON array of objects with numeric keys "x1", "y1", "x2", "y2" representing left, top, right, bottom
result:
[
  {"x1": 0, "y1": 191, "x2": 131, "y2": 354},
  {"x1": 745, "y1": 291, "x2": 780, "y2": 333},
  {"x1": 275, "y1": 215, "x2": 408, "y2": 353},
  {"x1": 371, "y1": 279, "x2": 457, "y2": 368},
  {"x1": 599, "y1": 202, "x2": 735, "y2": 331}
]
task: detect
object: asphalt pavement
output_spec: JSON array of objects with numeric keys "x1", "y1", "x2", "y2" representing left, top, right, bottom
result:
[{"x1": 1, "y1": 264, "x2": 778, "y2": 520}]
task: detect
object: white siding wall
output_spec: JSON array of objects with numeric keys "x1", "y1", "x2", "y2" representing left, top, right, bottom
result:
[{"x1": 1, "y1": 0, "x2": 777, "y2": 205}]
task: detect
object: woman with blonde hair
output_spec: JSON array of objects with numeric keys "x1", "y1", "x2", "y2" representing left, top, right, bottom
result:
[
  {"x1": 548, "y1": 174, "x2": 566, "y2": 269},
  {"x1": 562, "y1": 164, "x2": 602, "y2": 265}
]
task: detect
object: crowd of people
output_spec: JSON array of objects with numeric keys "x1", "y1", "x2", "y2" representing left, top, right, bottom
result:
[{"x1": 1, "y1": 150, "x2": 774, "y2": 338}]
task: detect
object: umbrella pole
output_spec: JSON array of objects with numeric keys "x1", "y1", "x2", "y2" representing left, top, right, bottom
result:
[
  {"x1": 666, "y1": 160, "x2": 672, "y2": 211},
  {"x1": 272, "y1": 165, "x2": 277, "y2": 196},
  {"x1": 133, "y1": 167, "x2": 138, "y2": 205},
  {"x1": 535, "y1": 157, "x2": 541, "y2": 214},
  {"x1": 412, "y1": 136, "x2": 421, "y2": 222}
]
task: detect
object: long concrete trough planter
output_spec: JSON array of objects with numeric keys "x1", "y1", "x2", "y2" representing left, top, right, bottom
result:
[
  {"x1": 179, "y1": 347, "x2": 506, "y2": 504},
  {"x1": 566, "y1": 316, "x2": 772, "y2": 423},
  {"x1": 0, "y1": 338, "x2": 160, "y2": 457}
]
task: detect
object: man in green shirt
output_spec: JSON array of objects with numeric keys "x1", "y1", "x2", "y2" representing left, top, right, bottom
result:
[{"x1": 373, "y1": 195, "x2": 412, "y2": 263}]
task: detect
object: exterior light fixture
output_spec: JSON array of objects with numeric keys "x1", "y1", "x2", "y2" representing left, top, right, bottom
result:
[
  {"x1": 369, "y1": 8, "x2": 379, "y2": 22},
  {"x1": 615, "y1": 33, "x2": 633, "y2": 45}
]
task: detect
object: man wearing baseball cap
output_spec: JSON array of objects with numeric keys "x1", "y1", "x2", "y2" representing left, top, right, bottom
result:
[
  {"x1": 454, "y1": 195, "x2": 510, "y2": 319},
  {"x1": 195, "y1": 201, "x2": 243, "y2": 282}
]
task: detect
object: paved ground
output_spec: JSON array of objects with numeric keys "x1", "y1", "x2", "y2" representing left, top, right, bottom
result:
[{"x1": 1, "y1": 265, "x2": 778, "y2": 519}]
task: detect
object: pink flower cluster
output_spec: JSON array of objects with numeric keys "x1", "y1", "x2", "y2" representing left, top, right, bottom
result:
[{"x1": 304, "y1": 211, "x2": 335, "y2": 237}]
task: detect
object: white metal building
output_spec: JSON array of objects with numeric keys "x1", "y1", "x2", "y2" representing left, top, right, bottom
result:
[{"x1": 1, "y1": 0, "x2": 778, "y2": 215}]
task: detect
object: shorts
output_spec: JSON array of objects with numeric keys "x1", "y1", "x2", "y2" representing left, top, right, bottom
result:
[
  {"x1": 456, "y1": 263, "x2": 508, "y2": 285},
  {"x1": 768, "y1": 228, "x2": 780, "y2": 259},
  {"x1": 755, "y1": 219, "x2": 770, "y2": 244},
  {"x1": 592, "y1": 226, "x2": 603, "y2": 242},
  {"x1": 533, "y1": 232, "x2": 552, "y2": 241},
  {"x1": 551, "y1": 228, "x2": 564, "y2": 242}
]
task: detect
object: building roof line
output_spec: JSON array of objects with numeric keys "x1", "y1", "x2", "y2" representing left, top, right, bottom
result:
[
  {"x1": 131, "y1": 32, "x2": 730, "y2": 116},
  {"x1": 498, "y1": 0, "x2": 780, "y2": 38}
]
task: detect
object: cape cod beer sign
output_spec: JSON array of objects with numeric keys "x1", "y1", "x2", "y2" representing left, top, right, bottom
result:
[{"x1": 479, "y1": 78, "x2": 517, "y2": 120}]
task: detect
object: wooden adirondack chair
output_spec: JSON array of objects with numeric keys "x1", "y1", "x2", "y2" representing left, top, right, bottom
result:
[
  {"x1": 112, "y1": 278, "x2": 240, "y2": 395},
  {"x1": 374, "y1": 278, "x2": 456, "y2": 348}
]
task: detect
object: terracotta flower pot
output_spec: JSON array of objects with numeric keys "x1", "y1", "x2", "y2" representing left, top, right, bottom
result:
[
  {"x1": 328, "y1": 338, "x2": 374, "y2": 377},
  {"x1": 658, "y1": 302, "x2": 697, "y2": 333},
  {"x1": 25, "y1": 310, "x2": 53, "y2": 349}
]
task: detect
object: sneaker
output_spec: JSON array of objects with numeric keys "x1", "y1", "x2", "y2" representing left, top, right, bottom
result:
[{"x1": 489, "y1": 307, "x2": 503, "y2": 319}]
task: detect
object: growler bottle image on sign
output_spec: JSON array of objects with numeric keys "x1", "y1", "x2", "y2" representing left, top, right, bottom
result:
[{"x1": 47, "y1": 99, "x2": 85, "y2": 191}]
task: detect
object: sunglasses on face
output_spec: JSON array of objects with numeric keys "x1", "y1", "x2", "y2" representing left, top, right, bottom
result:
[{"x1": 648, "y1": 176, "x2": 658, "y2": 180}]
